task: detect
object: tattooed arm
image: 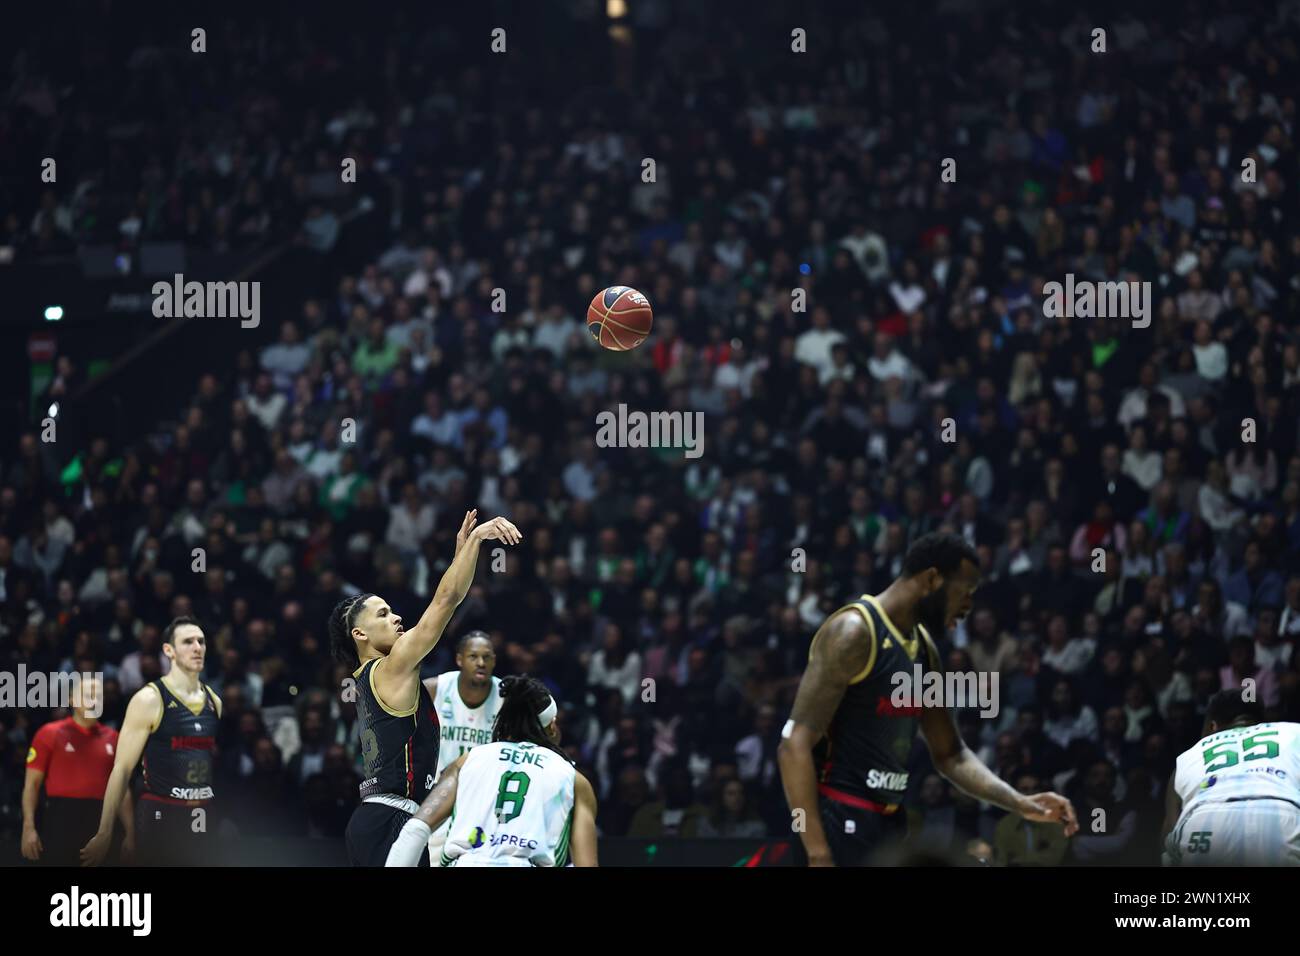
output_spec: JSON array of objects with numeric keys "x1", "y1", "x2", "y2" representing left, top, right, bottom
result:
[{"x1": 776, "y1": 609, "x2": 874, "y2": 867}]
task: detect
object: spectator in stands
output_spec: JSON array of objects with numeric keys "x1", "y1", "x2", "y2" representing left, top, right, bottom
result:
[
  {"x1": 696, "y1": 778, "x2": 766, "y2": 839},
  {"x1": 993, "y1": 773, "x2": 1069, "y2": 867}
]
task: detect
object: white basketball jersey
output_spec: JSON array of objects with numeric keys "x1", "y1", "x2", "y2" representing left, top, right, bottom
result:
[
  {"x1": 441, "y1": 741, "x2": 576, "y2": 867},
  {"x1": 1173, "y1": 722, "x2": 1300, "y2": 815},
  {"x1": 433, "y1": 673, "x2": 502, "y2": 779}
]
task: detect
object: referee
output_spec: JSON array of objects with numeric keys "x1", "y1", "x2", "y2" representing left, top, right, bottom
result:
[{"x1": 22, "y1": 676, "x2": 134, "y2": 866}]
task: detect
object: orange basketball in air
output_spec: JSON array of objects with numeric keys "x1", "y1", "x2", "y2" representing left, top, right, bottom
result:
[{"x1": 586, "y1": 286, "x2": 653, "y2": 351}]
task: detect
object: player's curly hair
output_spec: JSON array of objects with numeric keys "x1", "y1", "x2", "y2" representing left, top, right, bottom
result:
[
  {"x1": 902, "y1": 531, "x2": 979, "y2": 579},
  {"x1": 492, "y1": 675, "x2": 566, "y2": 759},
  {"x1": 328, "y1": 593, "x2": 374, "y2": 668}
]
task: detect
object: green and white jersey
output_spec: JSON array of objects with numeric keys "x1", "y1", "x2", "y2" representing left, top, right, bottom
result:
[
  {"x1": 1173, "y1": 722, "x2": 1300, "y2": 815},
  {"x1": 433, "y1": 673, "x2": 502, "y2": 780},
  {"x1": 441, "y1": 741, "x2": 576, "y2": 867}
]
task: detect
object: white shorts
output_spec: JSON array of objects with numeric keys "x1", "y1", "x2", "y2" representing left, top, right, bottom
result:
[
  {"x1": 442, "y1": 852, "x2": 535, "y2": 867},
  {"x1": 1166, "y1": 799, "x2": 1300, "y2": 866}
]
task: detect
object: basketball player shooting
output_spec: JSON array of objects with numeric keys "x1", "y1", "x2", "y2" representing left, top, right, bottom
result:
[{"x1": 332, "y1": 509, "x2": 521, "y2": 866}]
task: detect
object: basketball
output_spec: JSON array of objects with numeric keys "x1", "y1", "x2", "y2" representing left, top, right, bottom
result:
[{"x1": 586, "y1": 286, "x2": 653, "y2": 351}]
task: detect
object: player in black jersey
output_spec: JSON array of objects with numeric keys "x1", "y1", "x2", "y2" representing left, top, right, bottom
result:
[
  {"x1": 82, "y1": 616, "x2": 222, "y2": 866},
  {"x1": 778, "y1": 532, "x2": 1077, "y2": 866},
  {"x1": 331, "y1": 509, "x2": 521, "y2": 866}
]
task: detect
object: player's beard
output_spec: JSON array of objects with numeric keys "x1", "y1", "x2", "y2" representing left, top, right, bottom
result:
[{"x1": 916, "y1": 588, "x2": 948, "y2": 638}]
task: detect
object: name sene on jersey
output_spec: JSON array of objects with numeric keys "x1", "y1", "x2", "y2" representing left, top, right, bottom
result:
[{"x1": 499, "y1": 746, "x2": 548, "y2": 767}]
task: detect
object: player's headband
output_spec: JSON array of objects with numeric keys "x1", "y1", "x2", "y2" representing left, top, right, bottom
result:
[{"x1": 538, "y1": 696, "x2": 558, "y2": 728}]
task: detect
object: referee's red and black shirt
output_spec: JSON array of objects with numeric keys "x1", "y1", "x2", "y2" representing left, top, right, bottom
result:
[{"x1": 26, "y1": 717, "x2": 118, "y2": 800}]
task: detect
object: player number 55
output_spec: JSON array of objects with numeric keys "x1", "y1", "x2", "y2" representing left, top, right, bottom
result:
[{"x1": 1202, "y1": 729, "x2": 1280, "y2": 771}]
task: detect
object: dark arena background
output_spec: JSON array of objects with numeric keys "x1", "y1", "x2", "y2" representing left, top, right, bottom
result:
[{"x1": 2, "y1": 0, "x2": 1297, "y2": 937}]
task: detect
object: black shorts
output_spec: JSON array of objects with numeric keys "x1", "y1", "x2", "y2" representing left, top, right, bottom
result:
[
  {"x1": 819, "y1": 795, "x2": 907, "y2": 867},
  {"x1": 37, "y1": 797, "x2": 103, "y2": 866},
  {"x1": 135, "y1": 796, "x2": 214, "y2": 866},
  {"x1": 345, "y1": 801, "x2": 430, "y2": 868}
]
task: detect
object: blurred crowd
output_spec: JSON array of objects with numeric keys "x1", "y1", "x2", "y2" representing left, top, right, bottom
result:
[{"x1": 2, "y1": 0, "x2": 1300, "y2": 864}]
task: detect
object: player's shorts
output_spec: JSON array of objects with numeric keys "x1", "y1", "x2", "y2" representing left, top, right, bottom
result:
[
  {"x1": 346, "y1": 800, "x2": 430, "y2": 868},
  {"x1": 818, "y1": 793, "x2": 907, "y2": 866},
  {"x1": 1165, "y1": 798, "x2": 1300, "y2": 866},
  {"x1": 441, "y1": 851, "x2": 537, "y2": 867},
  {"x1": 135, "y1": 794, "x2": 214, "y2": 866}
]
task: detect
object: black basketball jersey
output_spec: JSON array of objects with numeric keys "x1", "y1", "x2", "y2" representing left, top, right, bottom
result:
[
  {"x1": 142, "y1": 679, "x2": 219, "y2": 801},
  {"x1": 813, "y1": 594, "x2": 942, "y2": 808},
  {"x1": 354, "y1": 657, "x2": 439, "y2": 803}
]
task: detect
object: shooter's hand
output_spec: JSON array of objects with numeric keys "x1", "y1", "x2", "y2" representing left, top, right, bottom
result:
[
  {"x1": 454, "y1": 510, "x2": 479, "y2": 556},
  {"x1": 473, "y1": 517, "x2": 522, "y2": 546}
]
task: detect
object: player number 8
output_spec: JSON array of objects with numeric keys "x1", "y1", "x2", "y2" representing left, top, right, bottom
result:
[{"x1": 495, "y1": 770, "x2": 531, "y2": 823}]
